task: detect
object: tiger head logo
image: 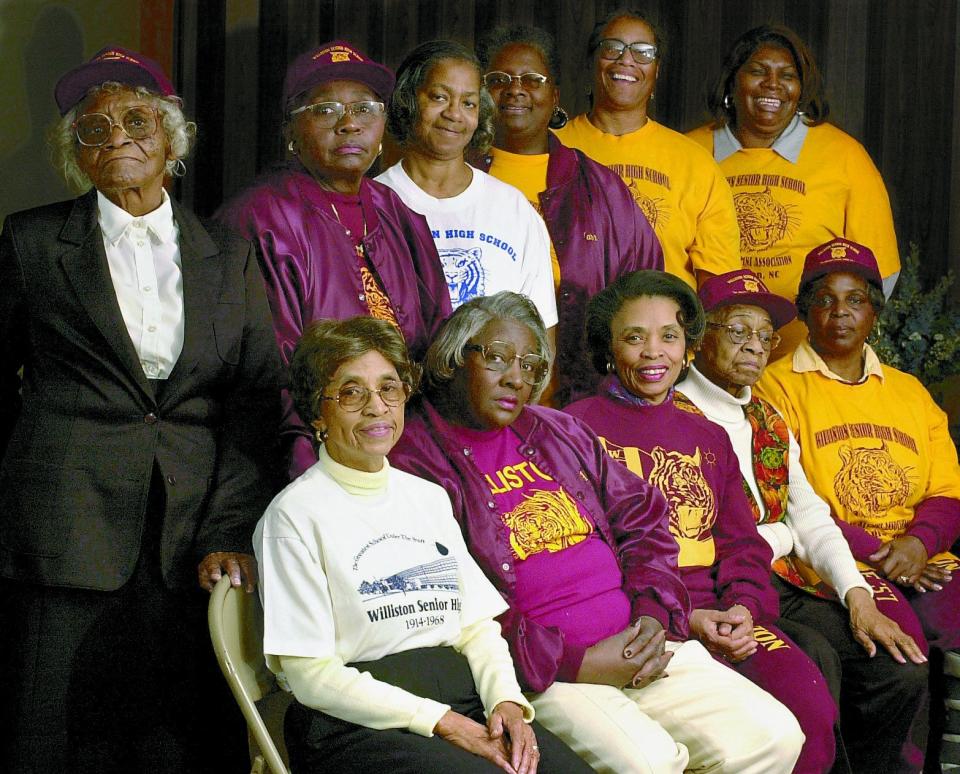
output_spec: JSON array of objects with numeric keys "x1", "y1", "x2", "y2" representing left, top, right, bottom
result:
[
  {"x1": 734, "y1": 188, "x2": 793, "y2": 252},
  {"x1": 439, "y1": 247, "x2": 485, "y2": 306},
  {"x1": 648, "y1": 447, "x2": 716, "y2": 541},
  {"x1": 626, "y1": 179, "x2": 662, "y2": 230},
  {"x1": 500, "y1": 488, "x2": 592, "y2": 560},
  {"x1": 834, "y1": 444, "x2": 912, "y2": 520}
]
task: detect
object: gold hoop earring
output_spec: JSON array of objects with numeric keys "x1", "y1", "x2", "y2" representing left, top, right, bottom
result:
[{"x1": 288, "y1": 140, "x2": 298, "y2": 154}]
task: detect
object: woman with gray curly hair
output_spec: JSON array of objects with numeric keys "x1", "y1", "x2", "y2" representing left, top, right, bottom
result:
[
  {"x1": 391, "y1": 291, "x2": 804, "y2": 774},
  {"x1": 0, "y1": 47, "x2": 282, "y2": 772},
  {"x1": 377, "y1": 41, "x2": 557, "y2": 351}
]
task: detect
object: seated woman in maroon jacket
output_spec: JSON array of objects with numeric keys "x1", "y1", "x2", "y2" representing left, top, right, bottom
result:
[
  {"x1": 217, "y1": 41, "x2": 451, "y2": 478},
  {"x1": 390, "y1": 291, "x2": 803, "y2": 774},
  {"x1": 565, "y1": 271, "x2": 835, "y2": 774},
  {"x1": 473, "y1": 25, "x2": 663, "y2": 406}
]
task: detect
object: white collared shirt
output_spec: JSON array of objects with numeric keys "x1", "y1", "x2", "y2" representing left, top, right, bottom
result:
[{"x1": 97, "y1": 190, "x2": 184, "y2": 380}]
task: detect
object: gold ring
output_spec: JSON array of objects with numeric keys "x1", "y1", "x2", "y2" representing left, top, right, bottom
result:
[{"x1": 898, "y1": 575, "x2": 910, "y2": 583}]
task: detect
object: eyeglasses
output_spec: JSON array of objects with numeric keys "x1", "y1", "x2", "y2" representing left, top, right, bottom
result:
[
  {"x1": 288, "y1": 100, "x2": 386, "y2": 127},
  {"x1": 483, "y1": 71, "x2": 550, "y2": 90},
  {"x1": 74, "y1": 106, "x2": 159, "y2": 147},
  {"x1": 319, "y1": 382, "x2": 411, "y2": 412},
  {"x1": 465, "y1": 341, "x2": 548, "y2": 385},
  {"x1": 707, "y1": 322, "x2": 781, "y2": 351},
  {"x1": 596, "y1": 39, "x2": 658, "y2": 64}
]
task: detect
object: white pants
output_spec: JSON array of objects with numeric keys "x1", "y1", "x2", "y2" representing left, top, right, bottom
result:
[{"x1": 530, "y1": 640, "x2": 804, "y2": 774}]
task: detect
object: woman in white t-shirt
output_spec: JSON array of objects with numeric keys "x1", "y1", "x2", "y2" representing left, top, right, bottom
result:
[
  {"x1": 377, "y1": 40, "x2": 557, "y2": 352},
  {"x1": 254, "y1": 316, "x2": 589, "y2": 774}
]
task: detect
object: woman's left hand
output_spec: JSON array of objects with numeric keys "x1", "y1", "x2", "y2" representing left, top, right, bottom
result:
[
  {"x1": 489, "y1": 701, "x2": 538, "y2": 774},
  {"x1": 869, "y1": 536, "x2": 928, "y2": 586},
  {"x1": 198, "y1": 551, "x2": 257, "y2": 592},
  {"x1": 912, "y1": 561, "x2": 953, "y2": 592},
  {"x1": 846, "y1": 588, "x2": 926, "y2": 664}
]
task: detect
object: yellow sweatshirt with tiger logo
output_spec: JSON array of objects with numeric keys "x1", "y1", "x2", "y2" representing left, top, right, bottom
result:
[{"x1": 756, "y1": 341, "x2": 960, "y2": 564}]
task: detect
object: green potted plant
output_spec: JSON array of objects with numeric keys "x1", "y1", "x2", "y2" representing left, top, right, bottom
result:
[{"x1": 870, "y1": 244, "x2": 960, "y2": 447}]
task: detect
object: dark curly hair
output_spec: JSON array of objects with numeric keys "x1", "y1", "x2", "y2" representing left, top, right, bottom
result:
[
  {"x1": 477, "y1": 24, "x2": 561, "y2": 84},
  {"x1": 388, "y1": 40, "x2": 495, "y2": 153},
  {"x1": 585, "y1": 270, "x2": 705, "y2": 375},
  {"x1": 289, "y1": 317, "x2": 420, "y2": 428},
  {"x1": 706, "y1": 24, "x2": 829, "y2": 128}
]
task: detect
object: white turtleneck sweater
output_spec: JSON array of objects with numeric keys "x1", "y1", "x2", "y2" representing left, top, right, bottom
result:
[
  {"x1": 677, "y1": 364, "x2": 870, "y2": 604},
  {"x1": 255, "y1": 445, "x2": 533, "y2": 735}
]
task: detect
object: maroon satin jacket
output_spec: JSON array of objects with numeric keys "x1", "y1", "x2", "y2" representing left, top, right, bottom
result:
[
  {"x1": 390, "y1": 398, "x2": 689, "y2": 693},
  {"x1": 218, "y1": 167, "x2": 452, "y2": 477},
  {"x1": 478, "y1": 134, "x2": 663, "y2": 406}
]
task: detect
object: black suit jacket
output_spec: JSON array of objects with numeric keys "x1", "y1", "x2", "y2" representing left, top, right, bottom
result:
[{"x1": 0, "y1": 191, "x2": 283, "y2": 591}]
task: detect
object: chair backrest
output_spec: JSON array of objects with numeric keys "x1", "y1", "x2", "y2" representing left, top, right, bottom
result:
[{"x1": 208, "y1": 576, "x2": 292, "y2": 774}]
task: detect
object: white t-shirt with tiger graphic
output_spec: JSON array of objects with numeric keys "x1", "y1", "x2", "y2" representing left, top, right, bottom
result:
[{"x1": 376, "y1": 161, "x2": 558, "y2": 327}]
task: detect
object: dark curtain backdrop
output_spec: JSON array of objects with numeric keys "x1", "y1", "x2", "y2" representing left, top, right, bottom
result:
[{"x1": 174, "y1": 0, "x2": 959, "y2": 283}]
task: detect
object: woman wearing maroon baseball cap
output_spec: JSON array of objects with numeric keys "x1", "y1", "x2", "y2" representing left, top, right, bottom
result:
[
  {"x1": 680, "y1": 267, "x2": 928, "y2": 773},
  {"x1": 218, "y1": 41, "x2": 453, "y2": 481},
  {"x1": 757, "y1": 238, "x2": 960, "y2": 769},
  {"x1": 0, "y1": 46, "x2": 282, "y2": 772}
]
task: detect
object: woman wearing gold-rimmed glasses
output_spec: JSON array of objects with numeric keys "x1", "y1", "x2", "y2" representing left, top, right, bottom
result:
[
  {"x1": 473, "y1": 24, "x2": 663, "y2": 408},
  {"x1": 255, "y1": 315, "x2": 589, "y2": 774}
]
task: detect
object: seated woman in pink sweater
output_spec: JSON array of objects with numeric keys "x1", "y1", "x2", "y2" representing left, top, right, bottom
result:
[{"x1": 565, "y1": 270, "x2": 835, "y2": 774}]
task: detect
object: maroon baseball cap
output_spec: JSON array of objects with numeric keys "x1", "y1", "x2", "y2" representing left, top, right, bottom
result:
[
  {"x1": 699, "y1": 269, "x2": 797, "y2": 329},
  {"x1": 283, "y1": 41, "x2": 395, "y2": 108},
  {"x1": 55, "y1": 46, "x2": 176, "y2": 115},
  {"x1": 799, "y1": 238, "x2": 883, "y2": 291}
]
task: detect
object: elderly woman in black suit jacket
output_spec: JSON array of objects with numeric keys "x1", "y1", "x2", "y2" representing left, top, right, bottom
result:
[{"x1": 0, "y1": 47, "x2": 282, "y2": 773}]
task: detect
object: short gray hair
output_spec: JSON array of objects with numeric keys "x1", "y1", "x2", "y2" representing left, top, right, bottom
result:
[
  {"x1": 423, "y1": 291, "x2": 552, "y2": 401},
  {"x1": 48, "y1": 81, "x2": 196, "y2": 193}
]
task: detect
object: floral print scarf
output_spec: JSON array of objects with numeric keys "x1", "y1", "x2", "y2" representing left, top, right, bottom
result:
[{"x1": 675, "y1": 392, "x2": 834, "y2": 599}]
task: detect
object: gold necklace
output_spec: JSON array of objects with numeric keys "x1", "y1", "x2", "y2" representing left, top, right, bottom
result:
[{"x1": 329, "y1": 200, "x2": 368, "y2": 260}]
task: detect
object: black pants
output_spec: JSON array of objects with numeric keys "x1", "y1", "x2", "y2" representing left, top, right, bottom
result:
[
  {"x1": 285, "y1": 646, "x2": 593, "y2": 774},
  {"x1": 776, "y1": 576, "x2": 929, "y2": 774},
  {"x1": 0, "y1": 466, "x2": 248, "y2": 774}
]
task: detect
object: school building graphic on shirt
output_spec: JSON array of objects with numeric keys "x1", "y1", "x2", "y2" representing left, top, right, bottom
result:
[{"x1": 357, "y1": 549, "x2": 460, "y2": 599}]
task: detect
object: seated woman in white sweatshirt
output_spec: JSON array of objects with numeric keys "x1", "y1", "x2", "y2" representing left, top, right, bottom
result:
[
  {"x1": 676, "y1": 269, "x2": 928, "y2": 773},
  {"x1": 254, "y1": 316, "x2": 589, "y2": 774}
]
